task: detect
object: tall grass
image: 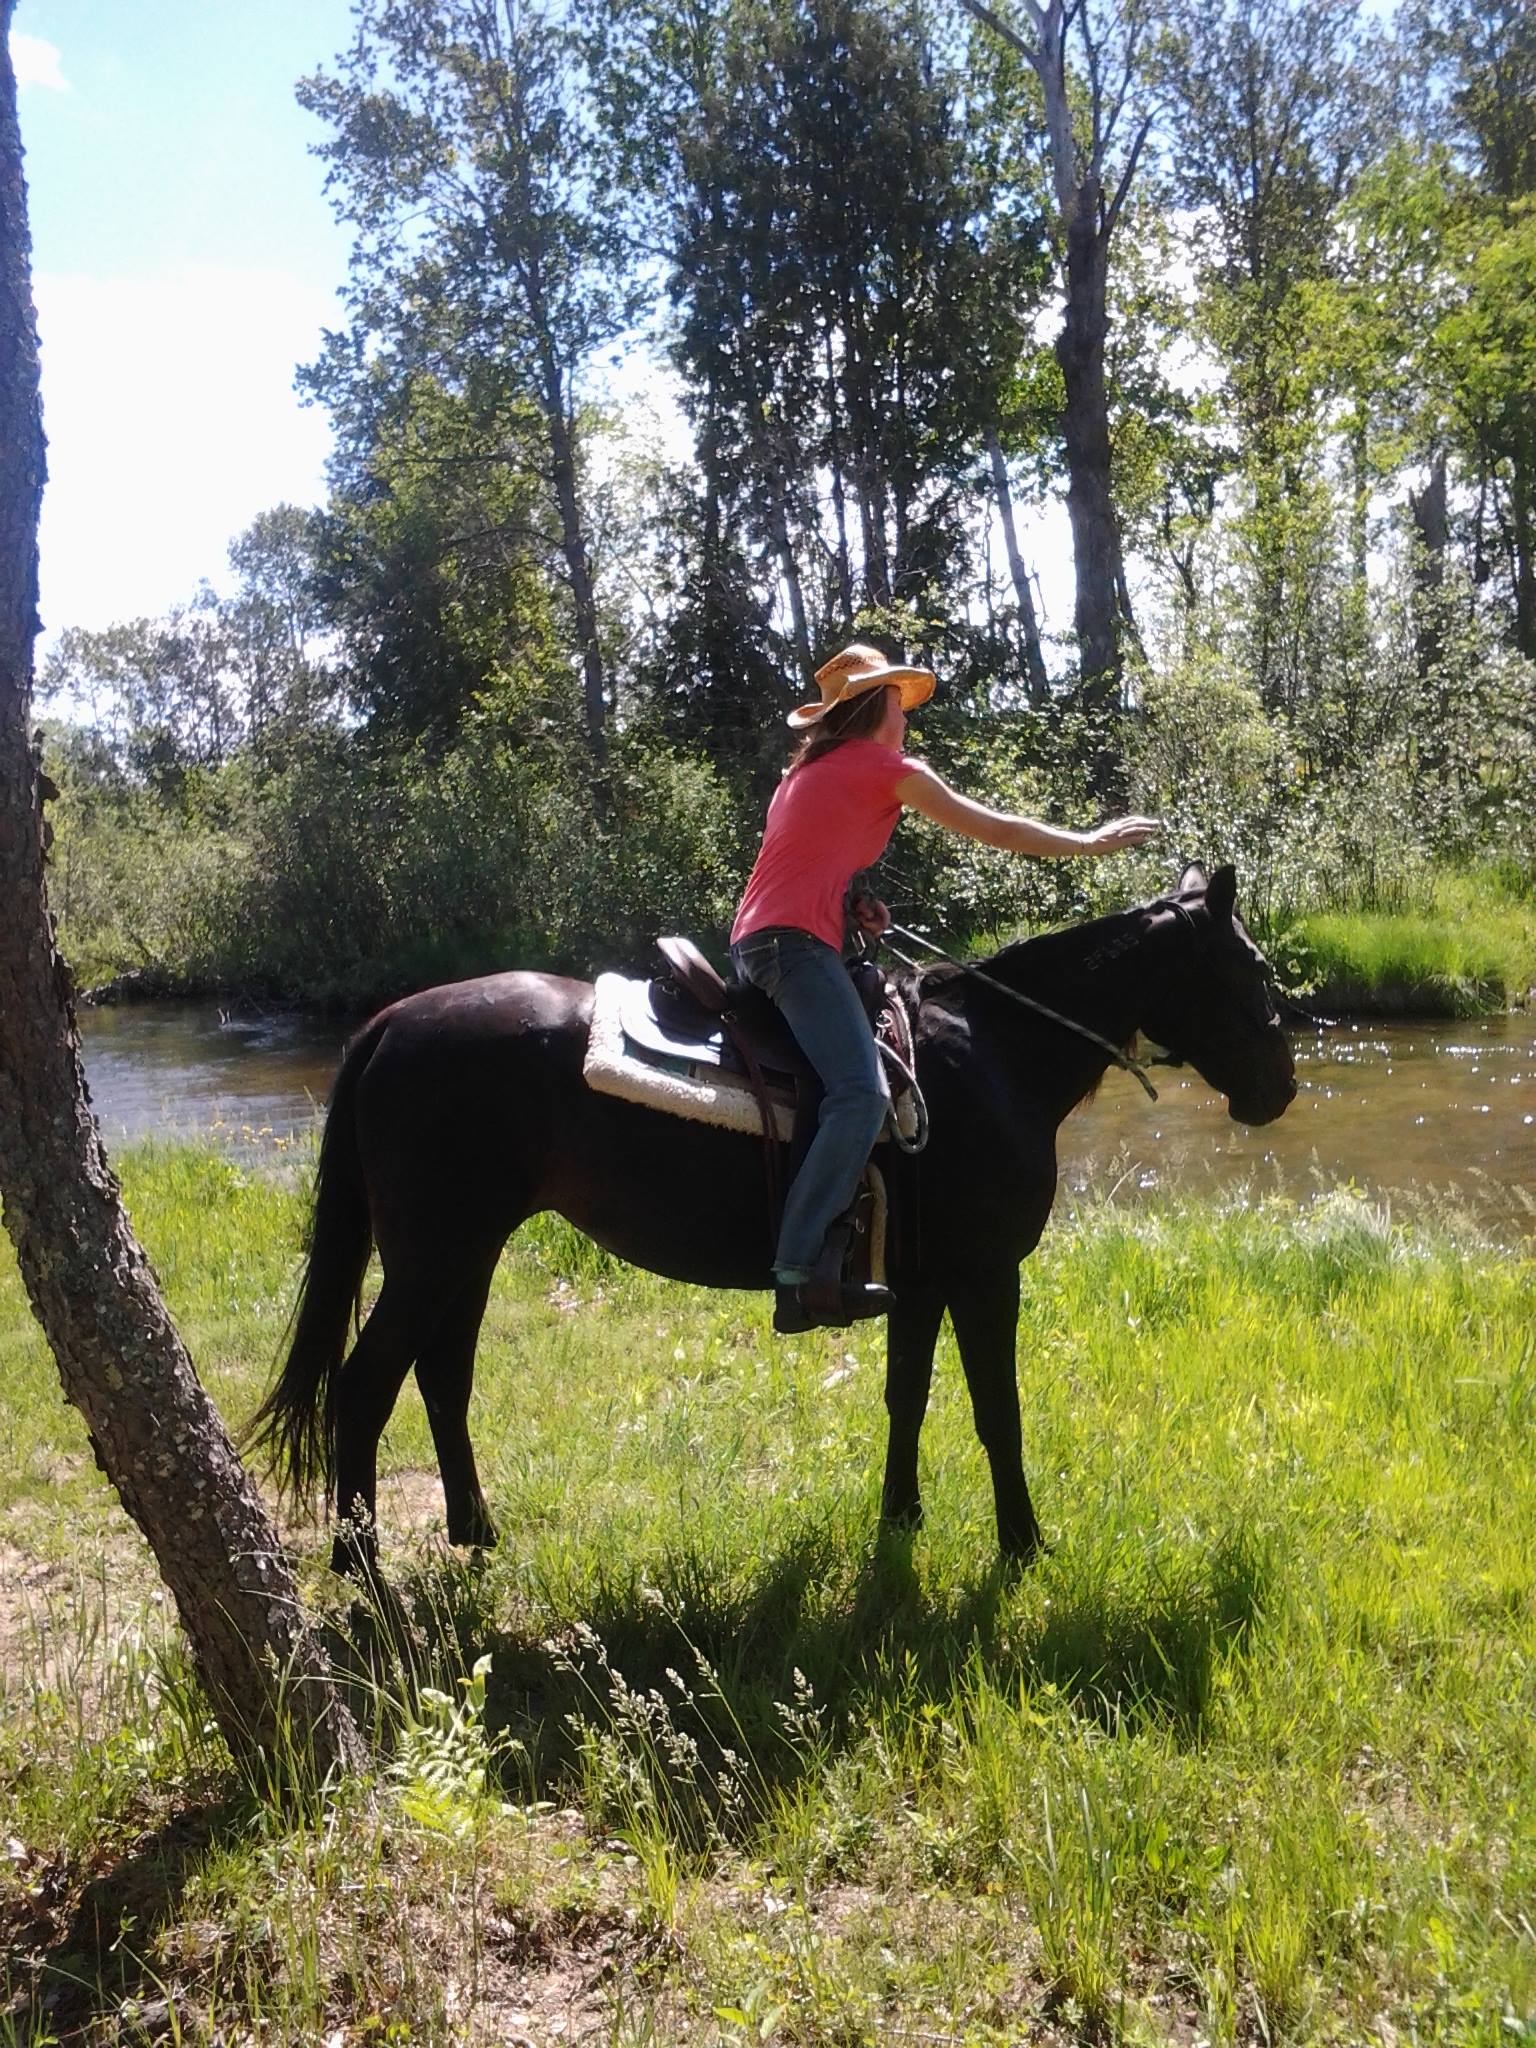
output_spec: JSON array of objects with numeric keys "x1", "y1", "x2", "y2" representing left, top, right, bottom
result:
[
  {"x1": 2, "y1": 1146, "x2": 1534, "y2": 2042},
  {"x1": 1290, "y1": 866, "x2": 1536, "y2": 1015}
]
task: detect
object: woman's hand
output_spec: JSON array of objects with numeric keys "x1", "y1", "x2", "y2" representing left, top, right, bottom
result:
[
  {"x1": 1084, "y1": 816, "x2": 1161, "y2": 854},
  {"x1": 850, "y1": 888, "x2": 892, "y2": 937}
]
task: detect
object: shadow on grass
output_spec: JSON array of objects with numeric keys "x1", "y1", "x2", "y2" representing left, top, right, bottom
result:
[
  {"x1": 1, "y1": 1800, "x2": 245, "y2": 2045},
  {"x1": 342, "y1": 1514, "x2": 1272, "y2": 1822}
]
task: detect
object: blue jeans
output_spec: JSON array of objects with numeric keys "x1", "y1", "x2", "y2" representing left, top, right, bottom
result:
[{"x1": 730, "y1": 927, "x2": 888, "y2": 1284}]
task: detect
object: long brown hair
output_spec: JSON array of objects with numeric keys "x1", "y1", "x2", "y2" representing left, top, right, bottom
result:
[{"x1": 787, "y1": 684, "x2": 895, "y2": 770}]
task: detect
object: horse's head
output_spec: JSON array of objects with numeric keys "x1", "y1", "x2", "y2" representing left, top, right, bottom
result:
[{"x1": 1140, "y1": 864, "x2": 1296, "y2": 1126}]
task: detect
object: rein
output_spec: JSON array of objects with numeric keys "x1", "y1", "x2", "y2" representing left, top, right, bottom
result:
[{"x1": 884, "y1": 920, "x2": 1163, "y2": 1104}]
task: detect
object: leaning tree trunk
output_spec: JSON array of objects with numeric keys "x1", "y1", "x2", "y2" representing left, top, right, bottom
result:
[{"x1": 0, "y1": 17, "x2": 362, "y2": 1782}]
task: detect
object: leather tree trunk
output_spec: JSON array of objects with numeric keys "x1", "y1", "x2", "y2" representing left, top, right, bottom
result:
[{"x1": 0, "y1": 15, "x2": 362, "y2": 1783}]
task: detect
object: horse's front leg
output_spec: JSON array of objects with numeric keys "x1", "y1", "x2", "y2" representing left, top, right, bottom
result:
[
  {"x1": 947, "y1": 1267, "x2": 1042, "y2": 1561},
  {"x1": 881, "y1": 1282, "x2": 947, "y2": 1531}
]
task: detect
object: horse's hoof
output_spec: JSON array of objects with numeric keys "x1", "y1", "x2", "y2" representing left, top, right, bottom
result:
[
  {"x1": 998, "y1": 1528, "x2": 1047, "y2": 1574},
  {"x1": 880, "y1": 1497, "x2": 924, "y2": 1534},
  {"x1": 449, "y1": 1508, "x2": 499, "y2": 1551},
  {"x1": 330, "y1": 1528, "x2": 382, "y2": 1584}
]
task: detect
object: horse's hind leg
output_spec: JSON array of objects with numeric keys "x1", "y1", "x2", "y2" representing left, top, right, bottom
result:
[
  {"x1": 414, "y1": 1259, "x2": 500, "y2": 1550},
  {"x1": 330, "y1": 1277, "x2": 436, "y2": 1577}
]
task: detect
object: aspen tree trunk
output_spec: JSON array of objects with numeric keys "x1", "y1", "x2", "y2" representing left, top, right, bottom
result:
[
  {"x1": 956, "y1": 0, "x2": 1144, "y2": 770},
  {"x1": 0, "y1": 18, "x2": 362, "y2": 1782},
  {"x1": 986, "y1": 427, "x2": 1050, "y2": 704},
  {"x1": 1409, "y1": 453, "x2": 1451, "y2": 786},
  {"x1": 1409, "y1": 453, "x2": 1449, "y2": 675},
  {"x1": 536, "y1": 337, "x2": 608, "y2": 764},
  {"x1": 1511, "y1": 457, "x2": 1536, "y2": 663},
  {"x1": 1056, "y1": 199, "x2": 1131, "y2": 709}
]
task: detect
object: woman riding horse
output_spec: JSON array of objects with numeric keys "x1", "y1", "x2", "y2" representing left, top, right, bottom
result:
[{"x1": 731, "y1": 642, "x2": 1159, "y2": 1334}]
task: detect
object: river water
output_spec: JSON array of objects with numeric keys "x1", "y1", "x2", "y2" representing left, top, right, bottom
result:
[{"x1": 78, "y1": 1002, "x2": 1536, "y2": 1245}]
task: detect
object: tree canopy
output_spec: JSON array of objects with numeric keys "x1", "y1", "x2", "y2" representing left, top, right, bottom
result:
[{"x1": 34, "y1": 0, "x2": 1536, "y2": 993}]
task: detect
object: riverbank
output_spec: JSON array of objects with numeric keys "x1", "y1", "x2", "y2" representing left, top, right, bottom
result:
[
  {"x1": 3, "y1": 1145, "x2": 1534, "y2": 2042},
  {"x1": 69, "y1": 870, "x2": 1536, "y2": 1022},
  {"x1": 1288, "y1": 871, "x2": 1536, "y2": 1018}
]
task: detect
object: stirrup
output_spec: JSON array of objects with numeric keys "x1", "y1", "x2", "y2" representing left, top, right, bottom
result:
[
  {"x1": 773, "y1": 1277, "x2": 891, "y2": 1334},
  {"x1": 772, "y1": 1209, "x2": 892, "y2": 1333}
]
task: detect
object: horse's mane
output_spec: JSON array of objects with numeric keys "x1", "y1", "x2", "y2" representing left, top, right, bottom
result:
[
  {"x1": 904, "y1": 900, "x2": 1167, "y2": 1099},
  {"x1": 914, "y1": 900, "x2": 1151, "y2": 1006}
]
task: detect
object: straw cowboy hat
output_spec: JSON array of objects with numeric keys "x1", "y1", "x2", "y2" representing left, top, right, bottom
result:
[{"x1": 787, "y1": 641, "x2": 936, "y2": 729}]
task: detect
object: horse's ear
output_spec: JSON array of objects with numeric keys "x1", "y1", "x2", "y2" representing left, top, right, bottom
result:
[
  {"x1": 1178, "y1": 862, "x2": 1208, "y2": 894},
  {"x1": 1207, "y1": 865, "x2": 1238, "y2": 921}
]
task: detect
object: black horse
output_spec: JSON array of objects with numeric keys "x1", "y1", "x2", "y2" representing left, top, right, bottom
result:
[{"x1": 253, "y1": 864, "x2": 1295, "y2": 1570}]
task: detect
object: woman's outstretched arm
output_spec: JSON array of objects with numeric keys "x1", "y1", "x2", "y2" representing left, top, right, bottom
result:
[{"x1": 895, "y1": 764, "x2": 1159, "y2": 857}]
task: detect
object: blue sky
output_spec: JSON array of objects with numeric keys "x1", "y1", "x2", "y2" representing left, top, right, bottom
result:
[
  {"x1": 11, "y1": 0, "x2": 1082, "y2": 662},
  {"x1": 11, "y1": 0, "x2": 357, "y2": 645}
]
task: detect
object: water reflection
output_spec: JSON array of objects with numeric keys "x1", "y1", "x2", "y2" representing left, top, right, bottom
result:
[
  {"x1": 78, "y1": 1003, "x2": 1536, "y2": 1243},
  {"x1": 81, "y1": 1002, "x2": 347, "y2": 1148},
  {"x1": 1065, "y1": 1014, "x2": 1536, "y2": 1243}
]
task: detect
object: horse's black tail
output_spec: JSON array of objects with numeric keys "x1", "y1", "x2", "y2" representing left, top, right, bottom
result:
[{"x1": 247, "y1": 1014, "x2": 385, "y2": 1509}]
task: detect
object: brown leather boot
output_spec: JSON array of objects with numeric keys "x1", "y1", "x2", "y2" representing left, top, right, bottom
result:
[
  {"x1": 773, "y1": 1275, "x2": 892, "y2": 1334},
  {"x1": 773, "y1": 1215, "x2": 892, "y2": 1331}
]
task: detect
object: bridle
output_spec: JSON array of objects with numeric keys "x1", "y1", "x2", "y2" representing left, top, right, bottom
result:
[{"x1": 880, "y1": 888, "x2": 1311, "y2": 1110}]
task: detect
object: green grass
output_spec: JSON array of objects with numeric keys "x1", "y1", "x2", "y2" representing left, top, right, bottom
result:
[
  {"x1": 3, "y1": 1146, "x2": 1536, "y2": 2043},
  {"x1": 1288, "y1": 869, "x2": 1536, "y2": 1016}
]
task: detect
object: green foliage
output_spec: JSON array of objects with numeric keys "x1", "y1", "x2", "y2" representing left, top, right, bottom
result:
[
  {"x1": 1291, "y1": 868, "x2": 1536, "y2": 1013},
  {"x1": 312, "y1": 375, "x2": 560, "y2": 741},
  {"x1": 46, "y1": 705, "x2": 748, "y2": 999},
  {"x1": 298, "y1": 0, "x2": 645, "y2": 745},
  {"x1": 4, "y1": 1150, "x2": 1536, "y2": 2040},
  {"x1": 29, "y1": 0, "x2": 1536, "y2": 1004},
  {"x1": 1131, "y1": 654, "x2": 1293, "y2": 892},
  {"x1": 391, "y1": 1655, "x2": 510, "y2": 1840},
  {"x1": 625, "y1": 0, "x2": 1052, "y2": 675},
  {"x1": 41, "y1": 602, "x2": 244, "y2": 797}
]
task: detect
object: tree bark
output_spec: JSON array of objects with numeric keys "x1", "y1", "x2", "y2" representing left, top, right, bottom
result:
[
  {"x1": 842, "y1": 294, "x2": 893, "y2": 607},
  {"x1": 1057, "y1": 202, "x2": 1132, "y2": 712},
  {"x1": 956, "y1": 0, "x2": 1143, "y2": 760},
  {"x1": 986, "y1": 428, "x2": 1050, "y2": 704},
  {"x1": 824, "y1": 330, "x2": 855, "y2": 620},
  {"x1": 536, "y1": 336, "x2": 608, "y2": 763},
  {"x1": 1347, "y1": 415, "x2": 1370, "y2": 595},
  {"x1": 767, "y1": 482, "x2": 814, "y2": 680},
  {"x1": 1510, "y1": 454, "x2": 1536, "y2": 663},
  {"x1": 0, "y1": 18, "x2": 362, "y2": 1783},
  {"x1": 1408, "y1": 451, "x2": 1449, "y2": 680}
]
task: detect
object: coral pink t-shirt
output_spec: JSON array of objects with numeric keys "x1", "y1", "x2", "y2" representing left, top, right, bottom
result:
[{"x1": 731, "y1": 739, "x2": 920, "y2": 952}]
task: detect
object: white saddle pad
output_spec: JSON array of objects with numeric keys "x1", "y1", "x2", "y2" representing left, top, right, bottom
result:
[
  {"x1": 583, "y1": 972, "x2": 917, "y2": 1148},
  {"x1": 583, "y1": 973, "x2": 796, "y2": 1140}
]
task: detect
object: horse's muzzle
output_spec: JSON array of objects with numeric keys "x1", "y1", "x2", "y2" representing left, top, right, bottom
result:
[{"x1": 1228, "y1": 1071, "x2": 1298, "y2": 1126}]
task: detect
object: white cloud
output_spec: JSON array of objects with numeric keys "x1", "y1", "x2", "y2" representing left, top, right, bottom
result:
[
  {"x1": 9, "y1": 30, "x2": 69, "y2": 92},
  {"x1": 33, "y1": 265, "x2": 336, "y2": 643}
]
